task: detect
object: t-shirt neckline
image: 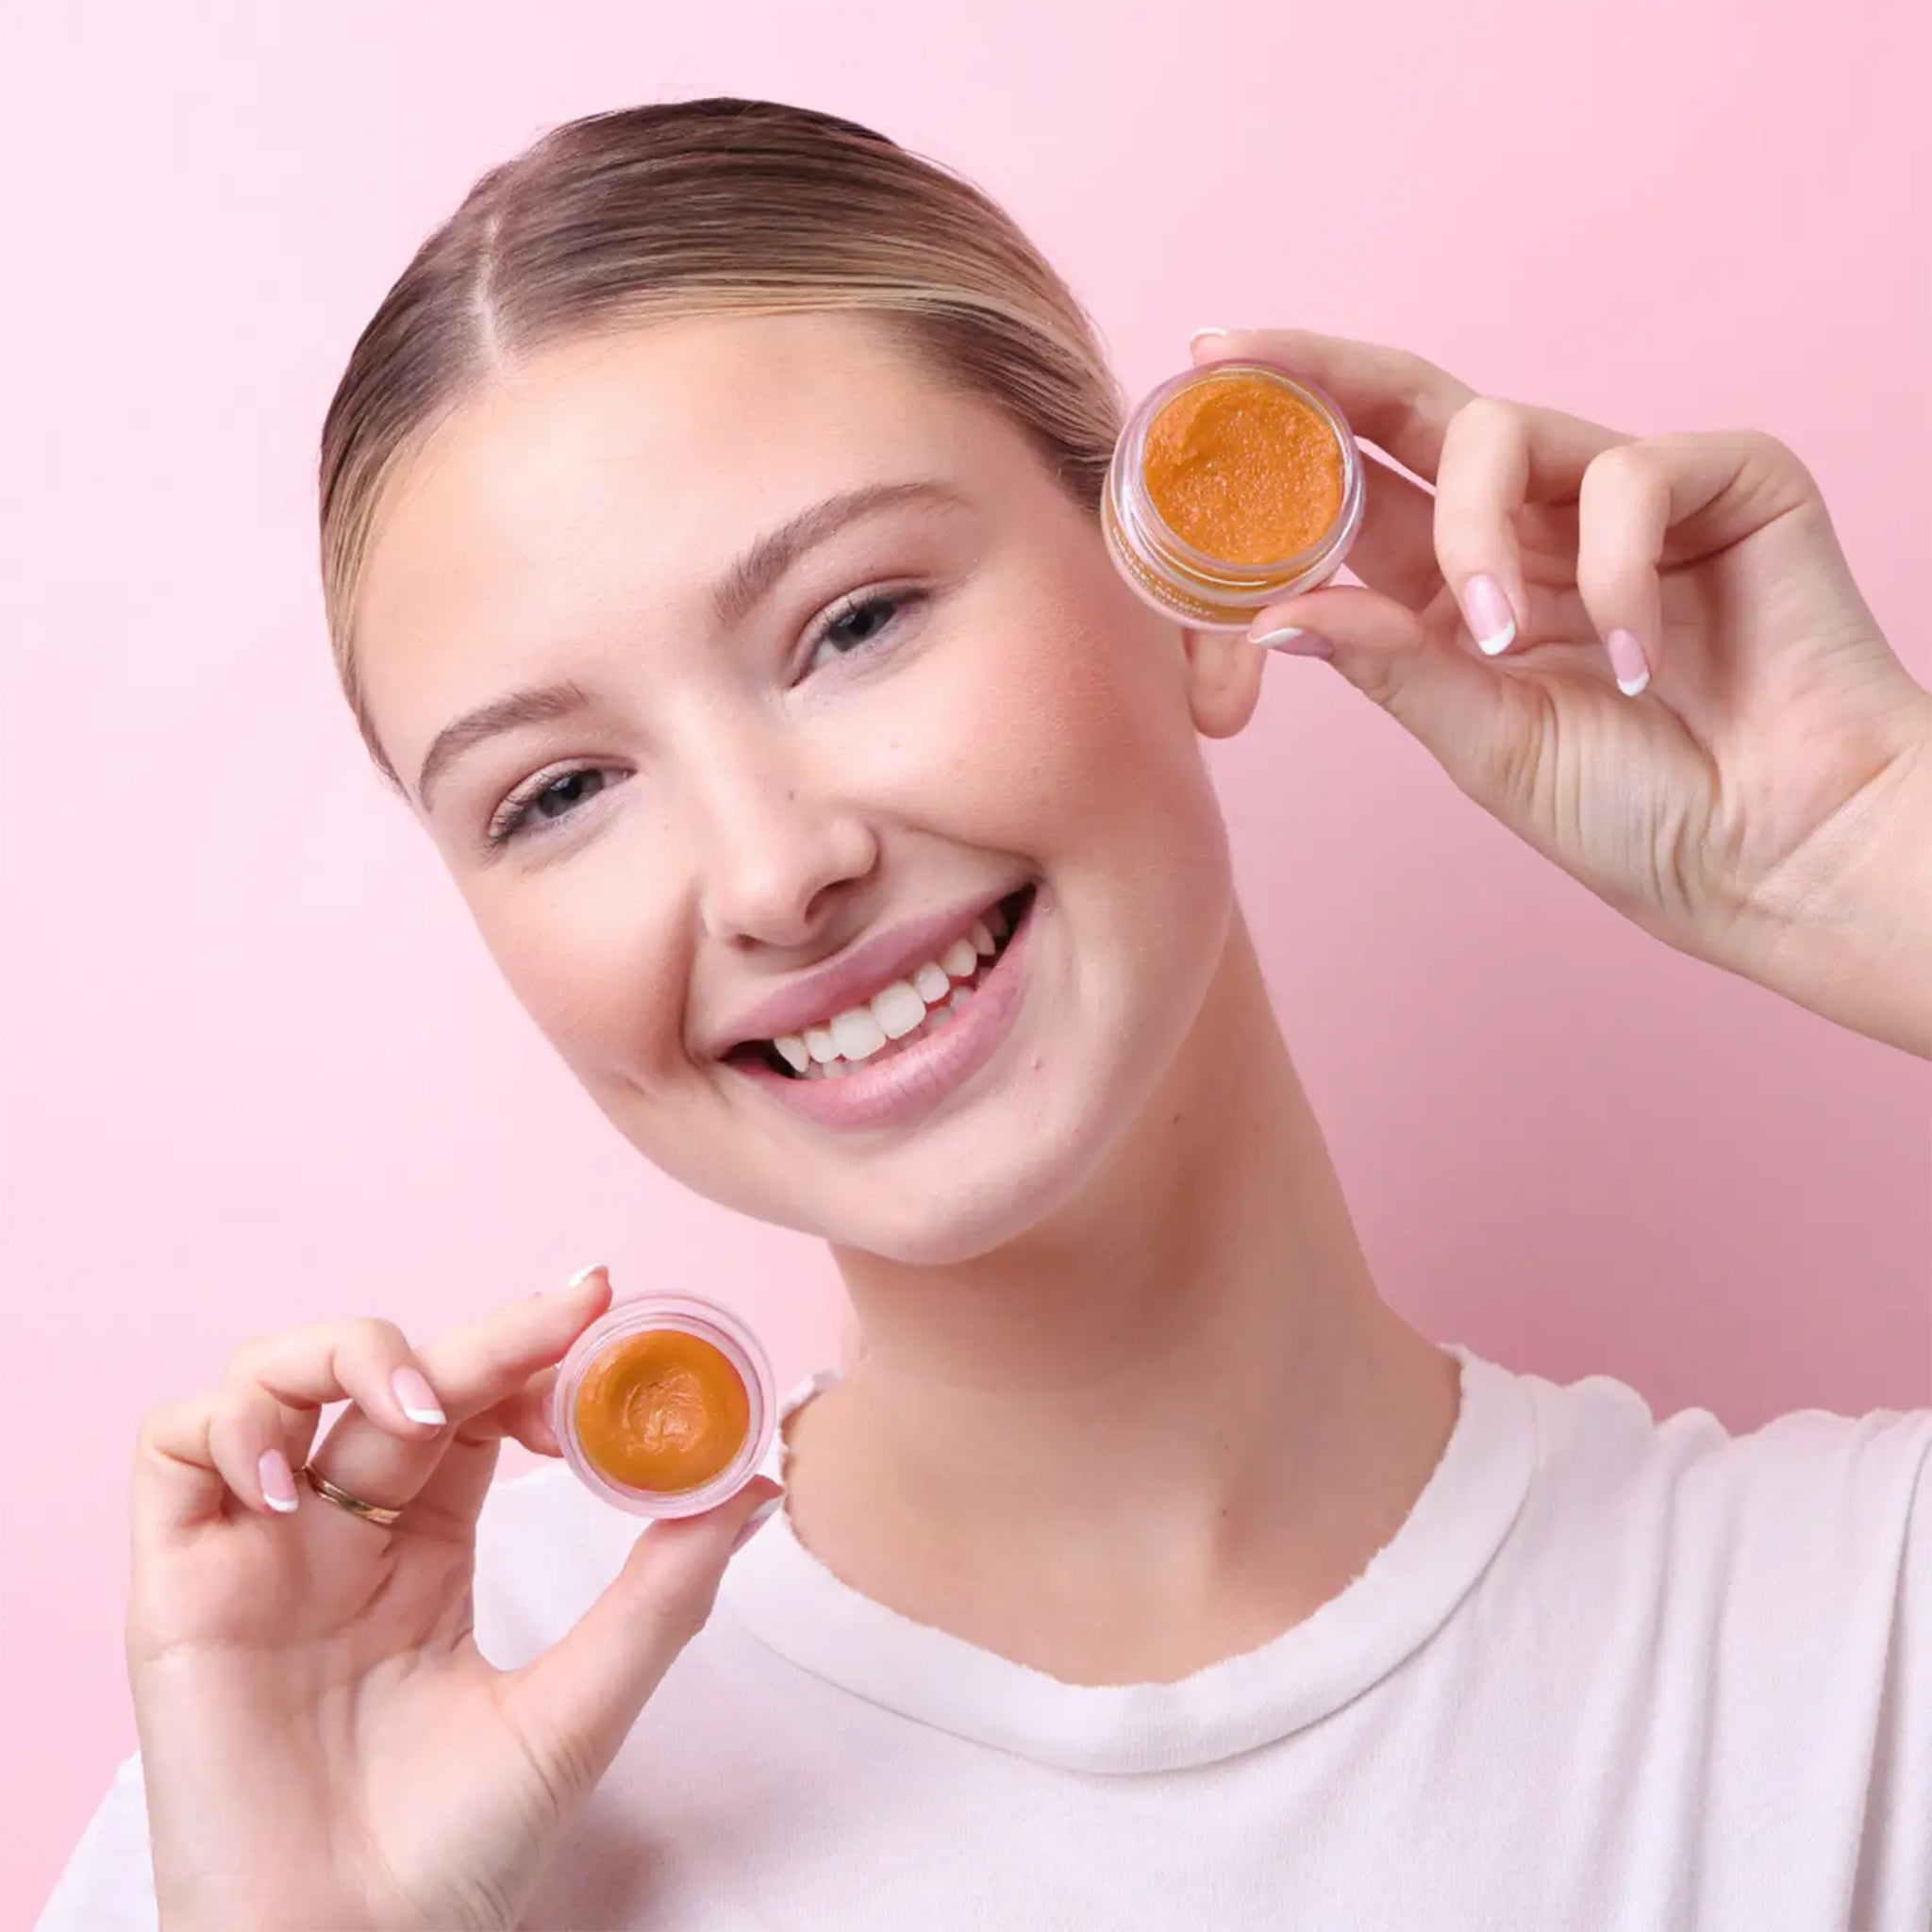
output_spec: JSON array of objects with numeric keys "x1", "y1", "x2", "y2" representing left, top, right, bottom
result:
[{"x1": 719, "y1": 1344, "x2": 1537, "y2": 1774}]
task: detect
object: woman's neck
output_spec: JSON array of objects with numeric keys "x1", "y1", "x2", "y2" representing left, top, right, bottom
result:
[{"x1": 784, "y1": 915, "x2": 1459, "y2": 1684}]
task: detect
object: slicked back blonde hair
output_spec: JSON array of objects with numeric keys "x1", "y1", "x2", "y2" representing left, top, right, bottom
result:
[{"x1": 318, "y1": 97, "x2": 1122, "y2": 788}]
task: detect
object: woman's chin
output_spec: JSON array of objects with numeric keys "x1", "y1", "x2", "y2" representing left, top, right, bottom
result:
[{"x1": 789, "y1": 1109, "x2": 1128, "y2": 1266}]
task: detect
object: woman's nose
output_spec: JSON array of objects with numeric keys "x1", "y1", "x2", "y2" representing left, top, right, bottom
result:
[{"x1": 691, "y1": 749, "x2": 879, "y2": 951}]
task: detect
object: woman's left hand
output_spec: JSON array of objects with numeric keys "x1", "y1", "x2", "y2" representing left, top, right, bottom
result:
[{"x1": 1200, "y1": 329, "x2": 1932, "y2": 1057}]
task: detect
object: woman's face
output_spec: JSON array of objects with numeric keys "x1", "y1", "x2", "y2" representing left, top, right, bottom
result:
[{"x1": 354, "y1": 311, "x2": 1259, "y2": 1262}]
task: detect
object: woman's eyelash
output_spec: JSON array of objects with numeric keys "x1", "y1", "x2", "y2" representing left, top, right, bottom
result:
[
  {"x1": 484, "y1": 588, "x2": 925, "y2": 848},
  {"x1": 486, "y1": 765, "x2": 613, "y2": 847},
  {"x1": 804, "y1": 588, "x2": 924, "y2": 675}
]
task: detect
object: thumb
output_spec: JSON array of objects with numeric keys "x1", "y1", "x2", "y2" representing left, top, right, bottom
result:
[
  {"x1": 1253, "y1": 584, "x2": 1538, "y2": 802},
  {"x1": 498, "y1": 1475, "x2": 784, "y2": 1799}
]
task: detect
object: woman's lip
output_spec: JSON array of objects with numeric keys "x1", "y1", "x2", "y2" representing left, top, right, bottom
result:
[
  {"x1": 707, "y1": 887, "x2": 1025, "y2": 1057},
  {"x1": 725, "y1": 891, "x2": 1039, "y2": 1132}
]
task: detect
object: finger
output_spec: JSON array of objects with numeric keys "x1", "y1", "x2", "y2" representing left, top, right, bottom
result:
[
  {"x1": 1572, "y1": 430, "x2": 1817, "y2": 697},
  {"x1": 1243, "y1": 582, "x2": 1567, "y2": 821},
  {"x1": 134, "y1": 1315, "x2": 455, "y2": 1543},
  {"x1": 404, "y1": 1370, "x2": 562, "y2": 1542},
  {"x1": 496, "y1": 1477, "x2": 784, "y2": 1807},
  {"x1": 1192, "y1": 327, "x2": 1477, "y2": 481},
  {"x1": 1433, "y1": 396, "x2": 1630, "y2": 660},
  {"x1": 207, "y1": 1389, "x2": 324, "y2": 1520},
  {"x1": 132, "y1": 1394, "x2": 300, "y2": 1542},
  {"x1": 225, "y1": 1316, "x2": 448, "y2": 1433},
  {"x1": 1574, "y1": 443, "x2": 1669, "y2": 696},
  {"x1": 308, "y1": 1268, "x2": 610, "y2": 1527},
  {"x1": 1340, "y1": 446, "x2": 1442, "y2": 608},
  {"x1": 498, "y1": 1365, "x2": 561, "y2": 1457}
]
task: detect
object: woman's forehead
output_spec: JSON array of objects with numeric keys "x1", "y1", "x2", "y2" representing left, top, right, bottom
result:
[
  {"x1": 348, "y1": 312, "x2": 1038, "y2": 766},
  {"x1": 362, "y1": 313, "x2": 1008, "y2": 607}
]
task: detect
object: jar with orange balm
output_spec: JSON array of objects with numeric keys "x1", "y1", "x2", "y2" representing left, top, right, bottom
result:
[
  {"x1": 1103, "y1": 360, "x2": 1365, "y2": 628},
  {"x1": 552, "y1": 1294, "x2": 777, "y2": 1518}
]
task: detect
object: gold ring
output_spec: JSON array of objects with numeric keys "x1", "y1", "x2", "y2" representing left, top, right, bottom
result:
[{"x1": 301, "y1": 1464, "x2": 404, "y2": 1527}]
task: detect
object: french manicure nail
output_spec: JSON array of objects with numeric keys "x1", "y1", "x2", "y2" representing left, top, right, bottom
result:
[
  {"x1": 258, "y1": 1448, "x2": 300, "y2": 1513},
  {"x1": 553, "y1": 1263, "x2": 606, "y2": 1295},
  {"x1": 391, "y1": 1366, "x2": 446, "y2": 1426},
  {"x1": 1251, "y1": 626, "x2": 1335, "y2": 658},
  {"x1": 1191, "y1": 325, "x2": 1227, "y2": 344},
  {"x1": 1606, "y1": 627, "x2": 1650, "y2": 697},
  {"x1": 1461, "y1": 575, "x2": 1517, "y2": 656},
  {"x1": 730, "y1": 1494, "x2": 783, "y2": 1554}
]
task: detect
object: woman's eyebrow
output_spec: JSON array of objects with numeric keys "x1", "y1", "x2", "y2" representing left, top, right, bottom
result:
[
  {"x1": 415, "y1": 480, "x2": 970, "y2": 809},
  {"x1": 710, "y1": 478, "x2": 969, "y2": 629},
  {"x1": 417, "y1": 680, "x2": 595, "y2": 810}
]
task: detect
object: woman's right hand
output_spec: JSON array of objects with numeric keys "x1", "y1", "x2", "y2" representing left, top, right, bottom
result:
[{"x1": 126, "y1": 1268, "x2": 781, "y2": 1932}]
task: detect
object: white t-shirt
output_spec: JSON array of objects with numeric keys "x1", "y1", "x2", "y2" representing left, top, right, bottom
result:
[{"x1": 39, "y1": 1346, "x2": 1932, "y2": 1930}]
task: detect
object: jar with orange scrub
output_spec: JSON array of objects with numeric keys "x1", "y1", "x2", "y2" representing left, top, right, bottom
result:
[
  {"x1": 1102, "y1": 360, "x2": 1366, "y2": 629},
  {"x1": 552, "y1": 1294, "x2": 777, "y2": 1519}
]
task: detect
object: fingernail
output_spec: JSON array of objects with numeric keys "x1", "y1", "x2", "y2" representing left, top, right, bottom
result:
[
  {"x1": 258, "y1": 1448, "x2": 300, "y2": 1513},
  {"x1": 1606, "y1": 627, "x2": 1650, "y2": 697},
  {"x1": 1191, "y1": 325, "x2": 1227, "y2": 344},
  {"x1": 1460, "y1": 574, "x2": 1517, "y2": 656},
  {"x1": 553, "y1": 1263, "x2": 605, "y2": 1295},
  {"x1": 1250, "y1": 626, "x2": 1335, "y2": 658},
  {"x1": 391, "y1": 1366, "x2": 445, "y2": 1426},
  {"x1": 730, "y1": 1494, "x2": 783, "y2": 1554}
]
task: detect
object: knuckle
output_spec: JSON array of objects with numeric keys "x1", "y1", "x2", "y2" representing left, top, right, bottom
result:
[
  {"x1": 213, "y1": 1383, "x2": 270, "y2": 1429},
  {"x1": 221, "y1": 1334, "x2": 268, "y2": 1381},
  {"x1": 346, "y1": 1314, "x2": 410, "y2": 1363},
  {"x1": 1347, "y1": 653, "x2": 1408, "y2": 714},
  {"x1": 1734, "y1": 425, "x2": 1793, "y2": 466},
  {"x1": 1739, "y1": 425, "x2": 1816, "y2": 493},
  {"x1": 133, "y1": 1397, "x2": 188, "y2": 1457},
  {"x1": 206, "y1": 1385, "x2": 269, "y2": 1449},
  {"x1": 1579, "y1": 441, "x2": 1649, "y2": 498},
  {"x1": 1446, "y1": 392, "x2": 1520, "y2": 447}
]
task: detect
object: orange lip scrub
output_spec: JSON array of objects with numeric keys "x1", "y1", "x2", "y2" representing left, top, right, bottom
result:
[
  {"x1": 1103, "y1": 360, "x2": 1364, "y2": 629},
  {"x1": 552, "y1": 1294, "x2": 776, "y2": 1518}
]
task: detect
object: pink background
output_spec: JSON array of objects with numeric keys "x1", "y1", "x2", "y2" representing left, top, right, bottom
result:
[{"x1": 6, "y1": 2, "x2": 1928, "y2": 1918}]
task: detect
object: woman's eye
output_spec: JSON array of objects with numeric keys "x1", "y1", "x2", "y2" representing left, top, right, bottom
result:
[
  {"x1": 489, "y1": 766, "x2": 610, "y2": 845},
  {"x1": 803, "y1": 591, "x2": 917, "y2": 675}
]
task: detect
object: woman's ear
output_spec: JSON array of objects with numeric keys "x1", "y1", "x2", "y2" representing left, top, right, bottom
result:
[{"x1": 1179, "y1": 625, "x2": 1267, "y2": 740}]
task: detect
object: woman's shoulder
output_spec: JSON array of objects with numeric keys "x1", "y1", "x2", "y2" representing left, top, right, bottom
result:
[
  {"x1": 1476, "y1": 1347, "x2": 1930, "y2": 1607},
  {"x1": 1502, "y1": 1350, "x2": 1929, "y2": 1500}
]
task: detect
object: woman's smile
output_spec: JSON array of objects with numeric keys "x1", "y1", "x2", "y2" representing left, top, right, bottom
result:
[{"x1": 720, "y1": 883, "x2": 1041, "y2": 1131}]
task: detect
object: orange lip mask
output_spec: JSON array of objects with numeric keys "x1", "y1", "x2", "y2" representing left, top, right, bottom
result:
[
  {"x1": 573, "y1": 1327, "x2": 752, "y2": 1492},
  {"x1": 1103, "y1": 360, "x2": 1363, "y2": 629},
  {"x1": 1141, "y1": 373, "x2": 1347, "y2": 566},
  {"x1": 553, "y1": 1294, "x2": 775, "y2": 1518}
]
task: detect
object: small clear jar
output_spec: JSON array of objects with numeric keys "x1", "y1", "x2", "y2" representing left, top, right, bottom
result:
[
  {"x1": 551, "y1": 1292, "x2": 777, "y2": 1520},
  {"x1": 1102, "y1": 360, "x2": 1365, "y2": 630}
]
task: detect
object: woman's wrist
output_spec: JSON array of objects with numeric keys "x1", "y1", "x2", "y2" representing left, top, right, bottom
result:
[{"x1": 1733, "y1": 713, "x2": 1932, "y2": 1058}]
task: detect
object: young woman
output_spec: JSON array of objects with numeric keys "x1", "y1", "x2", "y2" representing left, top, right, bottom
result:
[{"x1": 43, "y1": 99, "x2": 1929, "y2": 1931}]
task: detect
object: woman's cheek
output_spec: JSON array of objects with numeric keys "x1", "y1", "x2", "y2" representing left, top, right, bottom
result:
[
  {"x1": 1010, "y1": 608, "x2": 1221, "y2": 857},
  {"x1": 467, "y1": 846, "x2": 690, "y2": 1090}
]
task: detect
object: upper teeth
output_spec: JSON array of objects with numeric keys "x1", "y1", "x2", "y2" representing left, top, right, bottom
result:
[{"x1": 770, "y1": 905, "x2": 1011, "y2": 1074}]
